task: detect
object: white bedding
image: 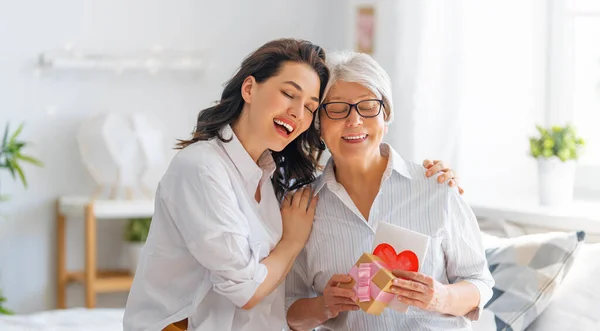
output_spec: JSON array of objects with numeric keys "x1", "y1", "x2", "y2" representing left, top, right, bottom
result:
[
  {"x1": 0, "y1": 308, "x2": 124, "y2": 331},
  {"x1": 1, "y1": 232, "x2": 598, "y2": 331}
]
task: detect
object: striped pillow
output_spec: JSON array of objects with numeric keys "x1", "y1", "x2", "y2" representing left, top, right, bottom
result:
[{"x1": 472, "y1": 231, "x2": 585, "y2": 331}]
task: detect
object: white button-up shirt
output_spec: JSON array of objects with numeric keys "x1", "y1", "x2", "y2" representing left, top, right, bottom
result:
[
  {"x1": 286, "y1": 144, "x2": 494, "y2": 331},
  {"x1": 124, "y1": 125, "x2": 286, "y2": 331}
]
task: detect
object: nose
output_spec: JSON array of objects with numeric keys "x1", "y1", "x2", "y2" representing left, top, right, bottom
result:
[
  {"x1": 345, "y1": 105, "x2": 363, "y2": 127},
  {"x1": 287, "y1": 100, "x2": 304, "y2": 120}
]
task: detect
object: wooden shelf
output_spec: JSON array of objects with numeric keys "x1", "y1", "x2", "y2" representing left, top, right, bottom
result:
[
  {"x1": 66, "y1": 269, "x2": 133, "y2": 293},
  {"x1": 58, "y1": 196, "x2": 154, "y2": 219},
  {"x1": 56, "y1": 197, "x2": 152, "y2": 308}
]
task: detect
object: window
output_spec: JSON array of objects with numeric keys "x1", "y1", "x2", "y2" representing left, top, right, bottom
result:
[{"x1": 548, "y1": 0, "x2": 600, "y2": 194}]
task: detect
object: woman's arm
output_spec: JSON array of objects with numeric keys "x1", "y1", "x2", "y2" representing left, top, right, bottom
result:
[
  {"x1": 443, "y1": 191, "x2": 495, "y2": 319},
  {"x1": 163, "y1": 165, "x2": 317, "y2": 310},
  {"x1": 287, "y1": 274, "x2": 357, "y2": 330},
  {"x1": 390, "y1": 270, "x2": 481, "y2": 316},
  {"x1": 390, "y1": 191, "x2": 494, "y2": 319},
  {"x1": 287, "y1": 297, "x2": 329, "y2": 331}
]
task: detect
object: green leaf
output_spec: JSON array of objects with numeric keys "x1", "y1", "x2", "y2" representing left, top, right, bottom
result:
[
  {"x1": 14, "y1": 142, "x2": 26, "y2": 150},
  {"x1": 542, "y1": 148, "x2": 553, "y2": 157},
  {"x1": 124, "y1": 217, "x2": 152, "y2": 242},
  {"x1": 1, "y1": 123, "x2": 9, "y2": 148},
  {"x1": 6, "y1": 159, "x2": 16, "y2": 180},
  {"x1": 8, "y1": 123, "x2": 24, "y2": 145},
  {"x1": 7, "y1": 158, "x2": 26, "y2": 187},
  {"x1": 14, "y1": 163, "x2": 27, "y2": 188},
  {"x1": 557, "y1": 148, "x2": 570, "y2": 161},
  {"x1": 16, "y1": 154, "x2": 43, "y2": 167},
  {"x1": 0, "y1": 306, "x2": 13, "y2": 315}
]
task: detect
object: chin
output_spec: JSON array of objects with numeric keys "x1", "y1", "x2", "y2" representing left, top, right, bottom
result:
[{"x1": 267, "y1": 139, "x2": 290, "y2": 152}]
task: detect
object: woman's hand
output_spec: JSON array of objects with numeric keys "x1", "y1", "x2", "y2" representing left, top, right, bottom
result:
[
  {"x1": 281, "y1": 186, "x2": 318, "y2": 248},
  {"x1": 422, "y1": 159, "x2": 464, "y2": 195},
  {"x1": 320, "y1": 274, "x2": 359, "y2": 319},
  {"x1": 390, "y1": 270, "x2": 451, "y2": 314}
]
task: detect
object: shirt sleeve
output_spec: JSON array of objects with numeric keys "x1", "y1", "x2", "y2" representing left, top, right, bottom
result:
[
  {"x1": 444, "y1": 190, "x2": 495, "y2": 321},
  {"x1": 285, "y1": 248, "x2": 316, "y2": 313},
  {"x1": 160, "y1": 164, "x2": 268, "y2": 308}
]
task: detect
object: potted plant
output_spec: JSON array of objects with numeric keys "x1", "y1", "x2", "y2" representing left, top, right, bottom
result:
[
  {"x1": 1, "y1": 123, "x2": 43, "y2": 199},
  {"x1": 0, "y1": 122, "x2": 43, "y2": 314},
  {"x1": 0, "y1": 289, "x2": 12, "y2": 315},
  {"x1": 529, "y1": 124, "x2": 585, "y2": 206},
  {"x1": 123, "y1": 217, "x2": 152, "y2": 275}
]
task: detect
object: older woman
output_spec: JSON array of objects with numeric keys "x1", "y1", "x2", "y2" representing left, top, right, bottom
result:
[{"x1": 285, "y1": 52, "x2": 494, "y2": 331}]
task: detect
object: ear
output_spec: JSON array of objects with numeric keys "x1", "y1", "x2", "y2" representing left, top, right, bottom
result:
[
  {"x1": 241, "y1": 76, "x2": 256, "y2": 104},
  {"x1": 384, "y1": 122, "x2": 389, "y2": 135}
]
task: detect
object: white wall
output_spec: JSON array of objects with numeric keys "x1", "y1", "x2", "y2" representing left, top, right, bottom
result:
[{"x1": 0, "y1": 0, "x2": 342, "y2": 313}]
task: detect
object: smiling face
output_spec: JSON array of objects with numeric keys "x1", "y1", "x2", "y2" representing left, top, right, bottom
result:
[
  {"x1": 319, "y1": 80, "x2": 387, "y2": 163},
  {"x1": 241, "y1": 61, "x2": 321, "y2": 152}
]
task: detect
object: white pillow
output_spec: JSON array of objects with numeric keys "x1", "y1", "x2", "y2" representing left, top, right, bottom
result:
[{"x1": 526, "y1": 243, "x2": 600, "y2": 331}]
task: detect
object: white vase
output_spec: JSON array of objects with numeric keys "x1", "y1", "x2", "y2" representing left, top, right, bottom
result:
[
  {"x1": 125, "y1": 242, "x2": 145, "y2": 275},
  {"x1": 537, "y1": 157, "x2": 576, "y2": 206}
]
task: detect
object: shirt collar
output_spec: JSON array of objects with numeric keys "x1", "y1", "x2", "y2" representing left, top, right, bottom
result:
[
  {"x1": 219, "y1": 125, "x2": 276, "y2": 184},
  {"x1": 313, "y1": 143, "x2": 412, "y2": 194}
]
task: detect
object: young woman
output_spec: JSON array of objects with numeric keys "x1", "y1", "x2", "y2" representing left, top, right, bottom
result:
[
  {"x1": 124, "y1": 39, "x2": 461, "y2": 331},
  {"x1": 123, "y1": 38, "x2": 328, "y2": 331}
]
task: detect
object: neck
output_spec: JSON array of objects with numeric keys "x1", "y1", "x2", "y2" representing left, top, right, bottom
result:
[
  {"x1": 231, "y1": 111, "x2": 265, "y2": 164},
  {"x1": 333, "y1": 146, "x2": 388, "y2": 194}
]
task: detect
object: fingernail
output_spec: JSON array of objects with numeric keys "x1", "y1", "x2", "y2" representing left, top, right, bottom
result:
[
  {"x1": 353, "y1": 306, "x2": 360, "y2": 310},
  {"x1": 426, "y1": 171, "x2": 431, "y2": 176},
  {"x1": 393, "y1": 279, "x2": 400, "y2": 285}
]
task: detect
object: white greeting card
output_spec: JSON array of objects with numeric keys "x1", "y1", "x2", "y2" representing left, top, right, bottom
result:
[{"x1": 372, "y1": 222, "x2": 430, "y2": 313}]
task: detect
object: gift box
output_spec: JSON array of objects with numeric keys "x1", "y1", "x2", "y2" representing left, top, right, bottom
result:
[
  {"x1": 340, "y1": 243, "x2": 420, "y2": 316},
  {"x1": 339, "y1": 252, "x2": 396, "y2": 315}
]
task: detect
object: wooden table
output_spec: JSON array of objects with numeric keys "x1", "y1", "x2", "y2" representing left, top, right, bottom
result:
[{"x1": 56, "y1": 196, "x2": 154, "y2": 308}]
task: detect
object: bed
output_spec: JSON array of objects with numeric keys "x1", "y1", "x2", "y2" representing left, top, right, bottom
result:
[{"x1": 1, "y1": 230, "x2": 599, "y2": 331}]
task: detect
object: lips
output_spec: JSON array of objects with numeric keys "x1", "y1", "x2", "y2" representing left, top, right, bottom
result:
[
  {"x1": 341, "y1": 133, "x2": 368, "y2": 144},
  {"x1": 273, "y1": 117, "x2": 296, "y2": 135},
  {"x1": 342, "y1": 133, "x2": 368, "y2": 140}
]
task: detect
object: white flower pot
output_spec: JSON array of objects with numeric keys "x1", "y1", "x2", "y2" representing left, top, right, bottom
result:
[
  {"x1": 537, "y1": 157, "x2": 576, "y2": 206},
  {"x1": 125, "y1": 242, "x2": 145, "y2": 275}
]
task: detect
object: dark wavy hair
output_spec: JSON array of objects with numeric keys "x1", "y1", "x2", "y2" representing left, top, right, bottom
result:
[{"x1": 176, "y1": 38, "x2": 329, "y2": 200}]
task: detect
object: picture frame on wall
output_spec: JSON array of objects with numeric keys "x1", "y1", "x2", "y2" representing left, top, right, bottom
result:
[{"x1": 356, "y1": 5, "x2": 375, "y2": 54}]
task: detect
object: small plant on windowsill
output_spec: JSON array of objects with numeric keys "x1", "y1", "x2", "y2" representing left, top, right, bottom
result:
[
  {"x1": 123, "y1": 217, "x2": 152, "y2": 275},
  {"x1": 529, "y1": 124, "x2": 585, "y2": 206}
]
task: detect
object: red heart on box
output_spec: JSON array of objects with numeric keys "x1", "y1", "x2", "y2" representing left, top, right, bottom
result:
[{"x1": 373, "y1": 243, "x2": 419, "y2": 272}]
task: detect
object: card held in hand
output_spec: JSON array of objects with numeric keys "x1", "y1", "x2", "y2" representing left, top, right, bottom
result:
[{"x1": 340, "y1": 222, "x2": 430, "y2": 315}]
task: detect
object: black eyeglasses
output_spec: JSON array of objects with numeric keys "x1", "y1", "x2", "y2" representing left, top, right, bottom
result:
[{"x1": 320, "y1": 99, "x2": 384, "y2": 120}]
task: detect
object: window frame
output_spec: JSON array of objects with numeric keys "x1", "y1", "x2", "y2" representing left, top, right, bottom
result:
[{"x1": 546, "y1": 0, "x2": 600, "y2": 196}]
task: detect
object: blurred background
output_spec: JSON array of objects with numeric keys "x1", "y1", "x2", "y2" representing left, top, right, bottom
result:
[{"x1": 1, "y1": 0, "x2": 599, "y2": 318}]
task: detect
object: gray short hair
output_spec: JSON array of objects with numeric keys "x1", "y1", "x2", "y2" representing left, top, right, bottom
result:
[{"x1": 317, "y1": 51, "x2": 393, "y2": 129}]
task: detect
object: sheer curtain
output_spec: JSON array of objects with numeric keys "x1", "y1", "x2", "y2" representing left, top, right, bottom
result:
[
  {"x1": 374, "y1": 0, "x2": 546, "y2": 198},
  {"x1": 376, "y1": 0, "x2": 463, "y2": 166}
]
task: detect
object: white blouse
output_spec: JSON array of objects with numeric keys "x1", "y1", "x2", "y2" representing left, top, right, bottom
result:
[{"x1": 123, "y1": 125, "x2": 285, "y2": 331}]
